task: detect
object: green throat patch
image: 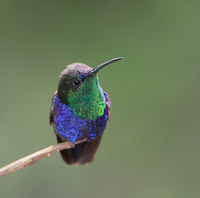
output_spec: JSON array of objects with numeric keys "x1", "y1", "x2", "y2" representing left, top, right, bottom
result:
[{"x1": 68, "y1": 76, "x2": 106, "y2": 120}]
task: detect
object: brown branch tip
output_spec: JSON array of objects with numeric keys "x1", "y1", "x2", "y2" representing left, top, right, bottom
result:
[{"x1": 0, "y1": 139, "x2": 86, "y2": 178}]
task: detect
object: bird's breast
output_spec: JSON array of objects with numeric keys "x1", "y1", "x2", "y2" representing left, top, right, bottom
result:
[{"x1": 53, "y1": 95, "x2": 108, "y2": 143}]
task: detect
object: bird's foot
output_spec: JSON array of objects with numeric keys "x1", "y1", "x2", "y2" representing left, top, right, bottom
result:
[{"x1": 68, "y1": 141, "x2": 76, "y2": 148}]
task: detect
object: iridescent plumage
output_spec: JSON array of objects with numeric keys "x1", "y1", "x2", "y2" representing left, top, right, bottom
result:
[
  {"x1": 51, "y1": 91, "x2": 109, "y2": 143},
  {"x1": 50, "y1": 58, "x2": 122, "y2": 164},
  {"x1": 68, "y1": 76, "x2": 106, "y2": 120}
]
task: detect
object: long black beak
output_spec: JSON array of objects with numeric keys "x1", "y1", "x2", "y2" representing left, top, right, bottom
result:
[{"x1": 86, "y1": 57, "x2": 123, "y2": 79}]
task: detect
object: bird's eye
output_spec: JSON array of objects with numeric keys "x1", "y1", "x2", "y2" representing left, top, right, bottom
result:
[{"x1": 73, "y1": 79, "x2": 81, "y2": 85}]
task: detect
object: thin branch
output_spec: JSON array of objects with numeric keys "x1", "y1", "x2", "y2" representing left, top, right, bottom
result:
[{"x1": 0, "y1": 139, "x2": 86, "y2": 178}]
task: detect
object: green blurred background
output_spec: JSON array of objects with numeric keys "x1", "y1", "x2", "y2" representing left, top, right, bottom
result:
[{"x1": 1, "y1": 0, "x2": 200, "y2": 197}]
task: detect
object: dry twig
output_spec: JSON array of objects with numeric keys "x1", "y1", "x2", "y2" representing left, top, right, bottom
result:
[{"x1": 0, "y1": 139, "x2": 86, "y2": 178}]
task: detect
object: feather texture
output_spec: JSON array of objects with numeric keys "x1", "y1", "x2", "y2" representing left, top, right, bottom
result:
[{"x1": 50, "y1": 91, "x2": 110, "y2": 164}]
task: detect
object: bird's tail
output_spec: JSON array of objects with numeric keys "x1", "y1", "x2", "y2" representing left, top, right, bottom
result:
[{"x1": 56, "y1": 134, "x2": 103, "y2": 164}]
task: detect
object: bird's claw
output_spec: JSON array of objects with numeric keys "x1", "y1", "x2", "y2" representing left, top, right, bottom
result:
[{"x1": 68, "y1": 141, "x2": 75, "y2": 148}]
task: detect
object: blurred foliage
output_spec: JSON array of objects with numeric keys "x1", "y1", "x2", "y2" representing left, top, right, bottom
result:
[{"x1": 1, "y1": 0, "x2": 200, "y2": 198}]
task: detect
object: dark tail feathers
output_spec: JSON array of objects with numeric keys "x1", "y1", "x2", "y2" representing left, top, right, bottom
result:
[{"x1": 56, "y1": 134, "x2": 103, "y2": 165}]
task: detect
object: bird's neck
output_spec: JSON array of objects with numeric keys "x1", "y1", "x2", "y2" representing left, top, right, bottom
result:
[{"x1": 67, "y1": 77, "x2": 106, "y2": 120}]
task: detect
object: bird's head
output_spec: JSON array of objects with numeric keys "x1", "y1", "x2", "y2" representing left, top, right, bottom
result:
[{"x1": 57, "y1": 58, "x2": 123, "y2": 120}]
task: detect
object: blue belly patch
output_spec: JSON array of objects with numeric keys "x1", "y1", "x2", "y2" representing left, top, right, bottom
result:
[{"x1": 52, "y1": 95, "x2": 108, "y2": 143}]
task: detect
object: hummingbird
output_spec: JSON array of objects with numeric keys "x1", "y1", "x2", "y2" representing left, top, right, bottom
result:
[{"x1": 50, "y1": 57, "x2": 123, "y2": 164}]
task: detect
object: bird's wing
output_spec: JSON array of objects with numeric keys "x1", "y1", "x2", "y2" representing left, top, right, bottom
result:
[
  {"x1": 49, "y1": 91, "x2": 57, "y2": 125},
  {"x1": 104, "y1": 91, "x2": 111, "y2": 121}
]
